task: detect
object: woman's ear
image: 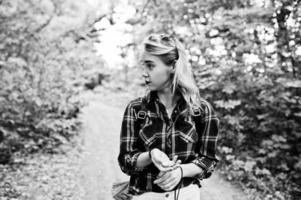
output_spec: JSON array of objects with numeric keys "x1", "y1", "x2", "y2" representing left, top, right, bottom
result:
[
  {"x1": 171, "y1": 67, "x2": 175, "y2": 74},
  {"x1": 170, "y1": 61, "x2": 176, "y2": 74}
]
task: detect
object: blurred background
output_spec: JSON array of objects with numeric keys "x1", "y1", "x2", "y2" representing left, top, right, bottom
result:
[{"x1": 0, "y1": 0, "x2": 300, "y2": 200}]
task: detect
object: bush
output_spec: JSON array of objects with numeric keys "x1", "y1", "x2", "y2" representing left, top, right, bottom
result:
[{"x1": 0, "y1": 0, "x2": 105, "y2": 160}]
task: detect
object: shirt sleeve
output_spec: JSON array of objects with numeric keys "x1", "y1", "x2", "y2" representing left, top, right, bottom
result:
[
  {"x1": 192, "y1": 101, "x2": 220, "y2": 180},
  {"x1": 117, "y1": 101, "x2": 145, "y2": 176}
]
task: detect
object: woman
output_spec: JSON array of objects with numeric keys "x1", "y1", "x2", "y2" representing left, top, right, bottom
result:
[{"x1": 117, "y1": 33, "x2": 219, "y2": 200}]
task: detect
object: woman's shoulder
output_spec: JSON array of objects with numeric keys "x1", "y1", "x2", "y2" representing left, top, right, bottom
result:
[
  {"x1": 124, "y1": 95, "x2": 146, "y2": 111},
  {"x1": 192, "y1": 99, "x2": 216, "y2": 116}
]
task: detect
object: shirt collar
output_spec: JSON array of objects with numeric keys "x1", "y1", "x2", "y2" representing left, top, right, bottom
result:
[
  {"x1": 145, "y1": 90, "x2": 187, "y2": 110},
  {"x1": 146, "y1": 90, "x2": 159, "y2": 104}
]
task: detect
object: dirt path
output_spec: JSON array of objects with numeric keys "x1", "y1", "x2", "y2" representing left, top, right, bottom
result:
[
  {"x1": 79, "y1": 92, "x2": 248, "y2": 200},
  {"x1": 0, "y1": 91, "x2": 248, "y2": 200},
  {"x1": 78, "y1": 93, "x2": 128, "y2": 200}
]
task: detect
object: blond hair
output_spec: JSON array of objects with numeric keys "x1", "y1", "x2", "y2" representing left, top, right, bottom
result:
[{"x1": 143, "y1": 33, "x2": 202, "y2": 112}]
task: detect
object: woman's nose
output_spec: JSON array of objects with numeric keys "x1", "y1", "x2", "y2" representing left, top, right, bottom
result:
[{"x1": 142, "y1": 73, "x2": 149, "y2": 79}]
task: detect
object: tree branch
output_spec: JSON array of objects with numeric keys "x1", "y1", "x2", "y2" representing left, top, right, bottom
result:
[{"x1": 34, "y1": 0, "x2": 58, "y2": 33}]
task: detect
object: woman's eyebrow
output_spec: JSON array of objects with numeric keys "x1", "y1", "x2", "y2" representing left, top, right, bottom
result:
[{"x1": 143, "y1": 60, "x2": 154, "y2": 64}]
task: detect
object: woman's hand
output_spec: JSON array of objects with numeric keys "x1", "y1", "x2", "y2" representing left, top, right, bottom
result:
[
  {"x1": 153, "y1": 167, "x2": 182, "y2": 191},
  {"x1": 150, "y1": 148, "x2": 180, "y2": 171}
]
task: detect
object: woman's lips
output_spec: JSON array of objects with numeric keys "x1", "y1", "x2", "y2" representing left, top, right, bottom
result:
[
  {"x1": 143, "y1": 74, "x2": 151, "y2": 85},
  {"x1": 144, "y1": 77, "x2": 151, "y2": 84}
]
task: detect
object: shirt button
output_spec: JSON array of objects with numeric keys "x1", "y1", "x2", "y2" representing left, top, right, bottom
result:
[{"x1": 165, "y1": 193, "x2": 169, "y2": 198}]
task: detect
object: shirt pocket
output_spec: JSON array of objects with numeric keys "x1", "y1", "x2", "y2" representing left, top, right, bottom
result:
[
  {"x1": 176, "y1": 119, "x2": 198, "y2": 144},
  {"x1": 175, "y1": 120, "x2": 198, "y2": 160},
  {"x1": 139, "y1": 112, "x2": 163, "y2": 148}
]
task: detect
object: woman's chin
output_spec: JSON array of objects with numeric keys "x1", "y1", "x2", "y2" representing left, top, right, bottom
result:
[
  {"x1": 148, "y1": 86, "x2": 154, "y2": 90},
  {"x1": 146, "y1": 84, "x2": 154, "y2": 89}
]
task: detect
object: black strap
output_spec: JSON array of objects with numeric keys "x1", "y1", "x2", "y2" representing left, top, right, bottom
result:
[
  {"x1": 174, "y1": 166, "x2": 183, "y2": 200},
  {"x1": 192, "y1": 108, "x2": 213, "y2": 179},
  {"x1": 136, "y1": 98, "x2": 203, "y2": 136},
  {"x1": 191, "y1": 107, "x2": 202, "y2": 154},
  {"x1": 136, "y1": 97, "x2": 148, "y2": 129}
]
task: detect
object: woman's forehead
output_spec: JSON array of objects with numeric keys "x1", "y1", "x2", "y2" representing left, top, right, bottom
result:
[{"x1": 140, "y1": 52, "x2": 158, "y2": 62}]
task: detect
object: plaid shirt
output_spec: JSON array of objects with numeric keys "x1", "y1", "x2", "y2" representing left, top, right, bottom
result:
[{"x1": 118, "y1": 91, "x2": 219, "y2": 195}]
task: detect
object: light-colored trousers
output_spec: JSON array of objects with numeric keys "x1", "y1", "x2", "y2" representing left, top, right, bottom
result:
[{"x1": 132, "y1": 184, "x2": 200, "y2": 200}]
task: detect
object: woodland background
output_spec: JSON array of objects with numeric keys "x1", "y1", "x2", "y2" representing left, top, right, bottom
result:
[{"x1": 0, "y1": 0, "x2": 300, "y2": 200}]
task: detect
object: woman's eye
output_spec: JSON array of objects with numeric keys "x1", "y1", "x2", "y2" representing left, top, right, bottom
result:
[{"x1": 145, "y1": 63, "x2": 154, "y2": 69}]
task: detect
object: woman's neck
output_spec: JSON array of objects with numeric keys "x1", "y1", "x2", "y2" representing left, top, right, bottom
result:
[{"x1": 157, "y1": 88, "x2": 179, "y2": 109}]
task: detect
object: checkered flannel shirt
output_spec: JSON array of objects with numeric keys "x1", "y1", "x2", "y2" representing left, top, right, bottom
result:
[{"x1": 118, "y1": 91, "x2": 219, "y2": 195}]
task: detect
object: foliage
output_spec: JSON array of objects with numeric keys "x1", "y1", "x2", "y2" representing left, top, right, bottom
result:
[{"x1": 0, "y1": 0, "x2": 105, "y2": 161}]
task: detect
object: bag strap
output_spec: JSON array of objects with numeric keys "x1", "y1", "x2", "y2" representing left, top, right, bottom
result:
[
  {"x1": 191, "y1": 107, "x2": 203, "y2": 154},
  {"x1": 136, "y1": 97, "x2": 148, "y2": 128},
  {"x1": 191, "y1": 107, "x2": 213, "y2": 179},
  {"x1": 136, "y1": 99, "x2": 203, "y2": 130}
]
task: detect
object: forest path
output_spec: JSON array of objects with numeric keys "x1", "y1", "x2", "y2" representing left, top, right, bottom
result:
[{"x1": 79, "y1": 90, "x2": 248, "y2": 200}]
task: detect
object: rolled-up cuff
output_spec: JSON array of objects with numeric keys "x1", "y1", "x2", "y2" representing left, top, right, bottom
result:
[
  {"x1": 131, "y1": 152, "x2": 146, "y2": 172},
  {"x1": 121, "y1": 152, "x2": 146, "y2": 175},
  {"x1": 192, "y1": 157, "x2": 217, "y2": 179}
]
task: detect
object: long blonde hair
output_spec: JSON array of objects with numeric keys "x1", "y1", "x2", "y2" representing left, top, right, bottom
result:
[{"x1": 142, "y1": 33, "x2": 202, "y2": 112}]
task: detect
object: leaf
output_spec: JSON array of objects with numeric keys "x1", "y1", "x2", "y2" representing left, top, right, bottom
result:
[
  {"x1": 224, "y1": 115, "x2": 240, "y2": 125},
  {"x1": 258, "y1": 148, "x2": 266, "y2": 155},
  {"x1": 279, "y1": 163, "x2": 289, "y2": 171},
  {"x1": 226, "y1": 155, "x2": 235, "y2": 160},
  {"x1": 285, "y1": 80, "x2": 301, "y2": 88},
  {"x1": 267, "y1": 151, "x2": 278, "y2": 158},
  {"x1": 255, "y1": 168, "x2": 271, "y2": 176},
  {"x1": 221, "y1": 146, "x2": 233, "y2": 154},
  {"x1": 214, "y1": 99, "x2": 241, "y2": 109},
  {"x1": 277, "y1": 173, "x2": 287, "y2": 180},
  {"x1": 7, "y1": 57, "x2": 27, "y2": 67},
  {"x1": 244, "y1": 161, "x2": 256, "y2": 172},
  {"x1": 256, "y1": 113, "x2": 269, "y2": 120},
  {"x1": 293, "y1": 112, "x2": 301, "y2": 117},
  {"x1": 51, "y1": 134, "x2": 68, "y2": 145},
  {"x1": 276, "y1": 78, "x2": 301, "y2": 88},
  {"x1": 233, "y1": 160, "x2": 244, "y2": 170},
  {"x1": 294, "y1": 160, "x2": 301, "y2": 171},
  {"x1": 222, "y1": 83, "x2": 236, "y2": 94},
  {"x1": 271, "y1": 135, "x2": 286, "y2": 143},
  {"x1": 261, "y1": 139, "x2": 273, "y2": 148}
]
